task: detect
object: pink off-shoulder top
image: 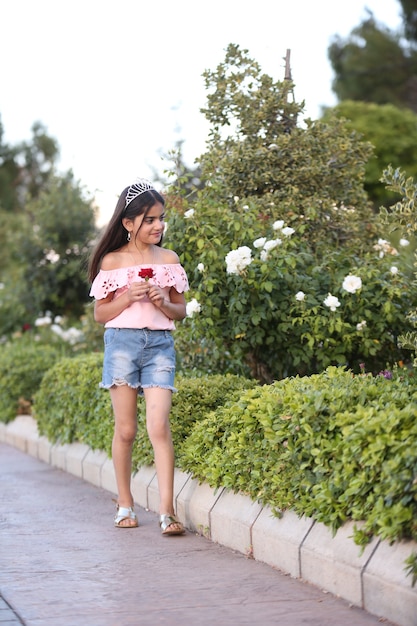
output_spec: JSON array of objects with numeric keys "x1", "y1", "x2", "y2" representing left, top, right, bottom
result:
[{"x1": 89, "y1": 264, "x2": 189, "y2": 330}]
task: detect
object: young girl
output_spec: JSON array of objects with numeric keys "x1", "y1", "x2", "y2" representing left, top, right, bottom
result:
[{"x1": 88, "y1": 177, "x2": 188, "y2": 535}]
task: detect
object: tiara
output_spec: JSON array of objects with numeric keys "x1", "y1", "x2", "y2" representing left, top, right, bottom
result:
[{"x1": 125, "y1": 177, "x2": 155, "y2": 208}]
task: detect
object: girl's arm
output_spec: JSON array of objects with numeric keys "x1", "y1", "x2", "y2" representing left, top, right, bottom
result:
[
  {"x1": 94, "y1": 282, "x2": 150, "y2": 324},
  {"x1": 148, "y1": 285, "x2": 187, "y2": 321}
]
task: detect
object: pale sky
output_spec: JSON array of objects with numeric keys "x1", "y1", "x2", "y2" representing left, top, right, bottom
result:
[{"x1": 1, "y1": 0, "x2": 402, "y2": 223}]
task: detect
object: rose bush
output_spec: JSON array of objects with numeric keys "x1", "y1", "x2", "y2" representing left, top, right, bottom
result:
[{"x1": 163, "y1": 45, "x2": 416, "y2": 381}]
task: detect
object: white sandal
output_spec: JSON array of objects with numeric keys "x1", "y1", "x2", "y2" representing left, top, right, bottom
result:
[
  {"x1": 114, "y1": 505, "x2": 138, "y2": 528},
  {"x1": 159, "y1": 513, "x2": 185, "y2": 536}
]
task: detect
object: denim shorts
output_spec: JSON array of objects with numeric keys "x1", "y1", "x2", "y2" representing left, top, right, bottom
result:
[{"x1": 101, "y1": 328, "x2": 176, "y2": 394}]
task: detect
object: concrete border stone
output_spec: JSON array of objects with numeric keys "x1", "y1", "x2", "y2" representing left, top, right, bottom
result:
[
  {"x1": 50, "y1": 442, "x2": 71, "y2": 471},
  {"x1": 101, "y1": 457, "x2": 118, "y2": 495},
  {"x1": 300, "y1": 520, "x2": 380, "y2": 606},
  {"x1": 363, "y1": 539, "x2": 417, "y2": 626},
  {"x1": 131, "y1": 465, "x2": 156, "y2": 509},
  {"x1": 65, "y1": 442, "x2": 90, "y2": 478},
  {"x1": 252, "y1": 507, "x2": 315, "y2": 578},
  {"x1": 210, "y1": 489, "x2": 263, "y2": 554},
  {"x1": 82, "y1": 448, "x2": 108, "y2": 486}
]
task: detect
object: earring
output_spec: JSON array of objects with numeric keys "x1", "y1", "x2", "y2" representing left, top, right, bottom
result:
[{"x1": 127, "y1": 231, "x2": 131, "y2": 242}]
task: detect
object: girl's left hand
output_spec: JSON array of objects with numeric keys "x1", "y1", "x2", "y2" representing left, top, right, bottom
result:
[{"x1": 147, "y1": 285, "x2": 165, "y2": 308}]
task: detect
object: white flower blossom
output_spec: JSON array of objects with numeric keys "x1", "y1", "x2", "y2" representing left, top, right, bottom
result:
[
  {"x1": 342, "y1": 274, "x2": 362, "y2": 293},
  {"x1": 233, "y1": 196, "x2": 239, "y2": 203},
  {"x1": 186, "y1": 298, "x2": 201, "y2": 317},
  {"x1": 263, "y1": 238, "x2": 282, "y2": 251},
  {"x1": 272, "y1": 220, "x2": 285, "y2": 231},
  {"x1": 324, "y1": 294, "x2": 341, "y2": 312},
  {"x1": 44, "y1": 249, "x2": 60, "y2": 264},
  {"x1": 373, "y1": 238, "x2": 398, "y2": 258},
  {"x1": 0, "y1": 283, "x2": 4, "y2": 290},
  {"x1": 282, "y1": 226, "x2": 295, "y2": 237},
  {"x1": 356, "y1": 320, "x2": 367, "y2": 331},
  {"x1": 225, "y1": 246, "x2": 253, "y2": 275},
  {"x1": 260, "y1": 250, "x2": 268, "y2": 261},
  {"x1": 399, "y1": 238, "x2": 410, "y2": 247},
  {"x1": 197, "y1": 263, "x2": 205, "y2": 272},
  {"x1": 253, "y1": 237, "x2": 267, "y2": 249},
  {"x1": 295, "y1": 291, "x2": 305, "y2": 301},
  {"x1": 390, "y1": 266, "x2": 399, "y2": 275},
  {"x1": 54, "y1": 316, "x2": 63, "y2": 324},
  {"x1": 34, "y1": 315, "x2": 52, "y2": 327},
  {"x1": 184, "y1": 208, "x2": 195, "y2": 219},
  {"x1": 51, "y1": 325, "x2": 84, "y2": 345}
]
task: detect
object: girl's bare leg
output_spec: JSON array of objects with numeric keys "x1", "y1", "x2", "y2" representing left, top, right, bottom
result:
[
  {"x1": 110, "y1": 385, "x2": 138, "y2": 526},
  {"x1": 144, "y1": 387, "x2": 181, "y2": 528}
]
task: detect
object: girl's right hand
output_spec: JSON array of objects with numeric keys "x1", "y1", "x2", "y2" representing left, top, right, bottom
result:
[{"x1": 127, "y1": 281, "x2": 150, "y2": 302}]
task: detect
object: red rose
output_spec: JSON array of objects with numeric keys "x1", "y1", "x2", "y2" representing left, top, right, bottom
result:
[{"x1": 138, "y1": 268, "x2": 155, "y2": 281}]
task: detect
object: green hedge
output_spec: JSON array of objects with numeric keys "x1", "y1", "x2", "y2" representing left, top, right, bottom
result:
[
  {"x1": 34, "y1": 352, "x2": 114, "y2": 451},
  {"x1": 0, "y1": 337, "x2": 68, "y2": 423},
  {"x1": 180, "y1": 366, "x2": 417, "y2": 549}
]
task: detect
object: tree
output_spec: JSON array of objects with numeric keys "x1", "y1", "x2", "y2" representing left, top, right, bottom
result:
[
  {"x1": 196, "y1": 44, "x2": 375, "y2": 255},
  {"x1": 0, "y1": 172, "x2": 97, "y2": 332},
  {"x1": 328, "y1": 15, "x2": 417, "y2": 112},
  {"x1": 321, "y1": 100, "x2": 417, "y2": 206},
  {"x1": 399, "y1": 0, "x2": 417, "y2": 42},
  {"x1": 0, "y1": 117, "x2": 59, "y2": 212}
]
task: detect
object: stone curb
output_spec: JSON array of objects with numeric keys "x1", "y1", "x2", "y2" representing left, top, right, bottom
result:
[{"x1": 1, "y1": 415, "x2": 416, "y2": 626}]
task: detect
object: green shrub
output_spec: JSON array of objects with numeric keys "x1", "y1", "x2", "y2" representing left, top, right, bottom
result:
[
  {"x1": 34, "y1": 352, "x2": 113, "y2": 453},
  {"x1": 133, "y1": 373, "x2": 258, "y2": 468},
  {"x1": 180, "y1": 366, "x2": 417, "y2": 547},
  {"x1": 0, "y1": 336, "x2": 66, "y2": 423}
]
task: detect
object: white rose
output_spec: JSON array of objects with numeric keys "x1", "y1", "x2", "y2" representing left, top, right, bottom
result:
[
  {"x1": 186, "y1": 298, "x2": 201, "y2": 317},
  {"x1": 225, "y1": 246, "x2": 253, "y2": 275},
  {"x1": 342, "y1": 275, "x2": 362, "y2": 293},
  {"x1": 324, "y1": 294, "x2": 341, "y2": 312},
  {"x1": 253, "y1": 237, "x2": 267, "y2": 249}
]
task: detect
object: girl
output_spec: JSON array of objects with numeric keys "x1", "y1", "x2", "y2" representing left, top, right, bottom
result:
[{"x1": 88, "y1": 178, "x2": 188, "y2": 535}]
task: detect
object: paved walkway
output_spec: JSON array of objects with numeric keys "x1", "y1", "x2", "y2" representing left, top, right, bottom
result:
[{"x1": 0, "y1": 443, "x2": 396, "y2": 626}]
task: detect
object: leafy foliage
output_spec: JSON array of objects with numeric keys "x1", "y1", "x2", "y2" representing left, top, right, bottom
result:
[
  {"x1": 0, "y1": 172, "x2": 96, "y2": 332},
  {"x1": 0, "y1": 119, "x2": 59, "y2": 212},
  {"x1": 0, "y1": 335, "x2": 68, "y2": 423},
  {"x1": 180, "y1": 366, "x2": 417, "y2": 549},
  {"x1": 328, "y1": 16, "x2": 417, "y2": 113},
  {"x1": 34, "y1": 352, "x2": 114, "y2": 451},
  {"x1": 164, "y1": 45, "x2": 416, "y2": 382},
  {"x1": 133, "y1": 373, "x2": 258, "y2": 468},
  {"x1": 322, "y1": 101, "x2": 417, "y2": 207}
]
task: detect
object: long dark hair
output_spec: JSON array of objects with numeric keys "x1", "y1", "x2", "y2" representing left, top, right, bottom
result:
[{"x1": 88, "y1": 186, "x2": 165, "y2": 282}]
